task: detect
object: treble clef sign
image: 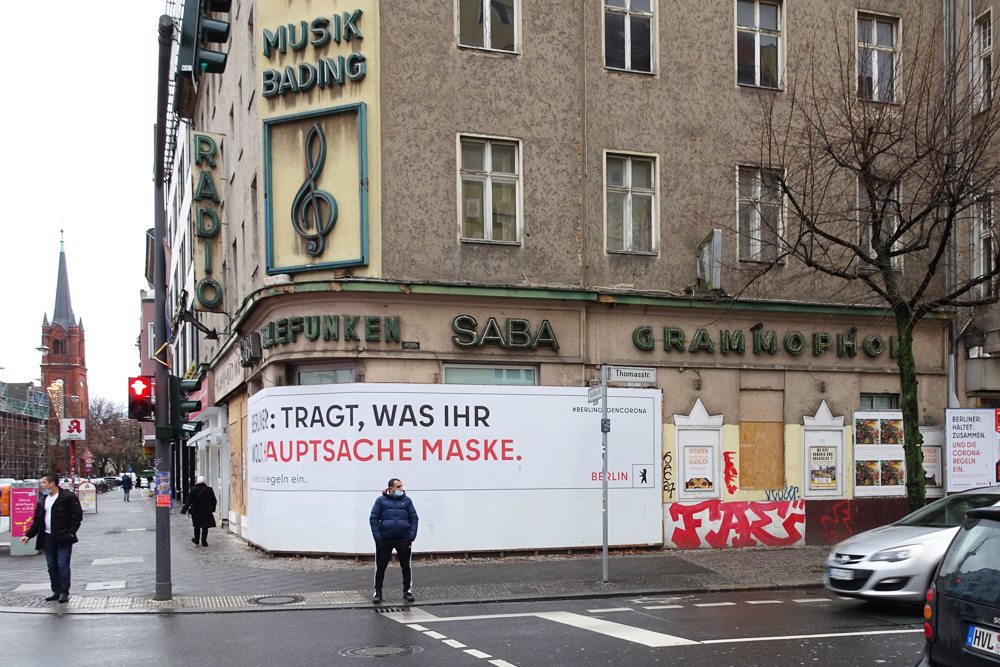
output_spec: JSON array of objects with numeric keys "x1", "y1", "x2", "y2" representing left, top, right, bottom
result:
[{"x1": 291, "y1": 123, "x2": 337, "y2": 257}]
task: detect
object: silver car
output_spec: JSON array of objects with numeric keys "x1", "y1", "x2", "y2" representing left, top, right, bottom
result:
[{"x1": 824, "y1": 487, "x2": 1000, "y2": 603}]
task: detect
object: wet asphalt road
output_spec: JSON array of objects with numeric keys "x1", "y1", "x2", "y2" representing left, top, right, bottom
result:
[{"x1": 0, "y1": 588, "x2": 924, "y2": 667}]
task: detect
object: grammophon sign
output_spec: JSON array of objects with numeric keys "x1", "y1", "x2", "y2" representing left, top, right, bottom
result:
[{"x1": 245, "y1": 384, "x2": 662, "y2": 554}]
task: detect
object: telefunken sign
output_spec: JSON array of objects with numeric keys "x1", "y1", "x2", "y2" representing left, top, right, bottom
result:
[{"x1": 261, "y1": 10, "x2": 366, "y2": 99}]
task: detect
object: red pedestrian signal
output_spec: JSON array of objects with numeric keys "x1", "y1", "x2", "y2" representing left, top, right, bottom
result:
[{"x1": 128, "y1": 376, "x2": 155, "y2": 421}]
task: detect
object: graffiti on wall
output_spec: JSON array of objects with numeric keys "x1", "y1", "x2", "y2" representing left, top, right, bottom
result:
[
  {"x1": 819, "y1": 499, "x2": 854, "y2": 543},
  {"x1": 723, "y1": 452, "x2": 738, "y2": 494},
  {"x1": 663, "y1": 450, "x2": 675, "y2": 501},
  {"x1": 763, "y1": 486, "x2": 800, "y2": 501},
  {"x1": 665, "y1": 500, "x2": 806, "y2": 549}
]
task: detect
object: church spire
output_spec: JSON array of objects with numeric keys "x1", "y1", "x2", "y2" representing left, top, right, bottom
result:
[{"x1": 52, "y1": 230, "x2": 76, "y2": 331}]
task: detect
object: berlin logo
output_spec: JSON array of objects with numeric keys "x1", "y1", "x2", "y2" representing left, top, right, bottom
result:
[{"x1": 291, "y1": 123, "x2": 338, "y2": 256}]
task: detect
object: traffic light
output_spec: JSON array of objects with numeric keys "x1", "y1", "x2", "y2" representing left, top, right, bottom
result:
[
  {"x1": 128, "y1": 376, "x2": 155, "y2": 422},
  {"x1": 178, "y1": 0, "x2": 231, "y2": 79},
  {"x1": 169, "y1": 375, "x2": 203, "y2": 439}
]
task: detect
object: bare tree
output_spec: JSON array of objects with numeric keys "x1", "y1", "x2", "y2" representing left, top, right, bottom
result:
[
  {"x1": 87, "y1": 397, "x2": 142, "y2": 477},
  {"x1": 739, "y1": 16, "x2": 1000, "y2": 510}
]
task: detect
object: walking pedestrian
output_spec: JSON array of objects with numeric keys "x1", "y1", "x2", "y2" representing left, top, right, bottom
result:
[
  {"x1": 134, "y1": 476, "x2": 142, "y2": 490},
  {"x1": 369, "y1": 478, "x2": 418, "y2": 604},
  {"x1": 20, "y1": 473, "x2": 83, "y2": 603},
  {"x1": 181, "y1": 476, "x2": 217, "y2": 547},
  {"x1": 120, "y1": 473, "x2": 132, "y2": 501}
]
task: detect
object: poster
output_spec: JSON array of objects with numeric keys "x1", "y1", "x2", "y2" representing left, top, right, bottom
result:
[
  {"x1": 10, "y1": 487, "x2": 37, "y2": 538},
  {"x1": 155, "y1": 471, "x2": 171, "y2": 508},
  {"x1": 245, "y1": 384, "x2": 663, "y2": 553},
  {"x1": 853, "y1": 411, "x2": 906, "y2": 497},
  {"x1": 946, "y1": 409, "x2": 998, "y2": 492},
  {"x1": 683, "y1": 446, "x2": 715, "y2": 492},
  {"x1": 809, "y1": 446, "x2": 838, "y2": 490},
  {"x1": 922, "y1": 446, "x2": 942, "y2": 488}
]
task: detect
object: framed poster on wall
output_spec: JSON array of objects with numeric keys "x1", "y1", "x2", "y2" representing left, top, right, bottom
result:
[
  {"x1": 674, "y1": 399, "x2": 724, "y2": 501},
  {"x1": 853, "y1": 411, "x2": 906, "y2": 497},
  {"x1": 802, "y1": 401, "x2": 846, "y2": 499}
]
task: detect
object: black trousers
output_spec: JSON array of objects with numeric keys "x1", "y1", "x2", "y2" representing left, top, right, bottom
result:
[
  {"x1": 193, "y1": 525, "x2": 209, "y2": 544},
  {"x1": 374, "y1": 540, "x2": 412, "y2": 592}
]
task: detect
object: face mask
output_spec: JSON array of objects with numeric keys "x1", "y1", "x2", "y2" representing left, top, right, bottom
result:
[
  {"x1": 393, "y1": 490, "x2": 403, "y2": 498},
  {"x1": 42, "y1": 488, "x2": 52, "y2": 496}
]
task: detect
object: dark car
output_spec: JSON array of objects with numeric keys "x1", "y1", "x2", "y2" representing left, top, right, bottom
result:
[
  {"x1": 916, "y1": 507, "x2": 1000, "y2": 666},
  {"x1": 104, "y1": 476, "x2": 121, "y2": 489}
]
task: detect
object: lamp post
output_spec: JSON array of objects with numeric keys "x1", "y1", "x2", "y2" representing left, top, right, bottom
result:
[{"x1": 69, "y1": 380, "x2": 87, "y2": 476}]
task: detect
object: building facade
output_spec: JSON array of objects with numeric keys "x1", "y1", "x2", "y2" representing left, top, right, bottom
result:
[{"x1": 158, "y1": 0, "x2": 997, "y2": 553}]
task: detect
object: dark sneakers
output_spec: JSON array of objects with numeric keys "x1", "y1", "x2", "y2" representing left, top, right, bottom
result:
[
  {"x1": 44, "y1": 593, "x2": 59, "y2": 601},
  {"x1": 403, "y1": 592, "x2": 415, "y2": 602},
  {"x1": 58, "y1": 593, "x2": 69, "y2": 603},
  {"x1": 372, "y1": 590, "x2": 382, "y2": 604}
]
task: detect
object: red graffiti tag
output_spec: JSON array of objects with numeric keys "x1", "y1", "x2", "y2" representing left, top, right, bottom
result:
[
  {"x1": 819, "y1": 500, "x2": 854, "y2": 544},
  {"x1": 667, "y1": 500, "x2": 805, "y2": 549},
  {"x1": 723, "y1": 452, "x2": 738, "y2": 494}
]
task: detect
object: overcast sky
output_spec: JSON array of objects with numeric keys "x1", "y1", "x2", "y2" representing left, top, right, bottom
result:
[{"x1": 0, "y1": 1, "x2": 166, "y2": 404}]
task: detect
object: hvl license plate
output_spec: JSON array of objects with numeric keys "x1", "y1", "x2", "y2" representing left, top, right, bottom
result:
[
  {"x1": 828, "y1": 567, "x2": 855, "y2": 581},
  {"x1": 967, "y1": 625, "x2": 1000, "y2": 655}
]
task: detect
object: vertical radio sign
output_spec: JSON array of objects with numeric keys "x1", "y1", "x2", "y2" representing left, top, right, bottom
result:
[{"x1": 191, "y1": 132, "x2": 225, "y2": 311}]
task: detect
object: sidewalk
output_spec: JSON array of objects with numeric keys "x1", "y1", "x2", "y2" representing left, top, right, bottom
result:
[{"x1": 0, "y1": 490, "x2": 830, "y2": 613}]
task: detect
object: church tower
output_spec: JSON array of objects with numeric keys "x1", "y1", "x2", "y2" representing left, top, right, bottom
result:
[{"x1": 40, "y1": 233, "x2": 88, "y2": 470}]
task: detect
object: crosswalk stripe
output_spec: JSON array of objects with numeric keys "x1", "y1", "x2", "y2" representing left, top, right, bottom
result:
[
  {"x1": 644, "y1": 605, "x2": 683, "y2": 610},
  {"x1": 694, "y1": 602, "x2": 736, "y2": 607},
  {"x1": 443, "y1": 639, "x2": 467, "y2": 648},
  {"x1": 793, "y1": 598, "x2": 833, "y2": 603},
  {"x1": 489, "y1": 661, "x2": 518, "y2": 667},
  {"x1": 535, "y1": 611, "x2": 698, "y2": 647},
  {"x1": 746, "y1": 600, "x2": 783, "y2": 605},
  {"x1": 424, "y1": 631, "x2": 447, "y2": 639},
  {"x1": 406, "y1": 624, "x2": 428, "y2": 631},
  {"x1": 464, "y1": 649, "x2": 492, "y2": 658},
  {"x1": 587, "y1": 607, "x2": 633, "y2": 613}
]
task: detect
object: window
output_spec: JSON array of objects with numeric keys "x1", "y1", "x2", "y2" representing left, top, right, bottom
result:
[
  {"x1": 736, "y1": 0, "x2": 781, "y2": 88},
  {"x1": 459, "y1": 0, "x2": 516, "y2": 52},
  {"x1": 859, "y1": 393, "x2": 899, "y2": 410},
  {"x1": 974, "y1": 194, "x2": 995, "y2": 297},
  {"x1": 460, "y1": 137, "x2": 520, "y2": 243},
  {"x1": 443, "y1": 365, "x2": 537, "y2": 385},
  {"x1": 738, "y1": 166, "x2": 782, "y2": 262},
  {"x1": 978, "y1": 12, "x2": 993, "y2": 111},
  {"x1": 606, "y1": 154, "x2": 656, "y2": 253},
  {"x1": 858, "y1": 177, "x2": 901, "y2": 268},
  {"x1": 295, "y1": 367, "x2": 355, "y2": 385},
  {"x1": 148, "y1": 322, "x2": 155, "y2": 360},
  {"x1": 604, "y1": 0, "x2": 654, "y2": 73},
  {"x1": 53, "y1": 339, "x2": 64, "y2": 356},
  {"x1": 857, "y1": 14, "x2": 898, "y2": 102}
]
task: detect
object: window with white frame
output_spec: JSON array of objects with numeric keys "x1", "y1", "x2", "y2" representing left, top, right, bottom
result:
[
  {"x1": 858, "y1": 177, "x2": 901, "y2": 268},
  {"x1": 736, "y1": 0, "x2": 781, "y2": 88},
  {"x1": 857, "y1": 14, "x2": 898, "y2": 102},
  {"x1": 443, "y1": 365, "x2": 537, "y2": 385},
  {"x1": 606, "y1": 154, "x2": 656, "y2": 253},
  {"x1": 604, "y1": 0, "x2": 654, "y2": 73},
  {"x1": 459, "y1": 0, "x2": 516, "y2": 52},
  {"x1": 974, "y1": 194, "x2": 995, "y2": 297},
  {"x1": 738, "y1": 166, "x2": 782, "y2": 262},
  {"x1": 294, "y1": 365, "x2": 355, "y2": 385},
  {"x1": 460, "y1": 137, "x2": 520, "y2": 243},
  {"x1": 148, "y1": 322, "x2": 156, "y2": 360},
  {"x1": 977, "y1": 12, "x2": 993, "y2": 112}
]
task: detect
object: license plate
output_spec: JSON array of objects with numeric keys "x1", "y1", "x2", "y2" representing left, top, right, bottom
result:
[
  {"x1": 828, "y1": 567, "x2": 855, "y2": 581},
  {"x1": 967, "y1": 625, "x2": 1000, "y2": 655}
]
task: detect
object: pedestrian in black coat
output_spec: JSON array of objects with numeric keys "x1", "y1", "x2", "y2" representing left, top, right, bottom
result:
[
  {"x1": 181, "y1": 477, "x2": 217, "y2": 547},
  {"x1": 21, "y1": 473, "x2": 83, "y2": 602},
  {"x1": 121, "y1": 473, "x2": 132, "y2": 501}
]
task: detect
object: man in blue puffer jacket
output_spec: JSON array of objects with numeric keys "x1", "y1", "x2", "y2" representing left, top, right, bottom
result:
[{"x1": 369, "y1": 478, "x2": 419, "y2": 603}]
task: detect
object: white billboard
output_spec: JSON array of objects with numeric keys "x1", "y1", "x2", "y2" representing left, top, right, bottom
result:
[
  {"x1": 60, "y1": 418, "x2": 86, "y2": 440},
  {"x1": 946, "y1": 409, "x2": 998, "y2": 492},
  {"x1": 245, "y1": 384, "x2": 662, "y2": 554}
]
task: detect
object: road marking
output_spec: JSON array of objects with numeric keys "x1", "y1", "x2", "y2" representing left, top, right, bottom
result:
[
  {"x1": 700, "y1": 628, "x2": 923, "y2": 645},
  {"x1": 86, "y1": 581, "x2": 126, "y2": 591},
  {"x1": 92, "y1": 557, "x2": 143, "y2": 565},
  {"x1": 535, "y1": 611, "x2": 699, "y2": 647},
  {"x1": 130, "y1": 510, "x2": 142, "y2": 513},
  {"x1": 793, "y1": 598, "x2": 833, "y2": 603},
  {"x1": 644, "y1": 605, "x2": 683, "y2": 610},
  {"x1": 423, "y1": 631, "x2": 447, "y2": 639},
  {"x1": 489, "y1": 661, "x2": 517, "y2": 667},
  {"x1": 13, "y1": 584, "x2": 51, "y2": 592},
  {"x1": 443, "y1": 639, "x2": 467, "y2": 648},
  {"x1": 746, "y1": 600, "x2": 783, "y2": 605},
  {"x1": 464, "y1": 649, "x2": 492, "y2": 658},
  {"x1": 588, "y1": 607, "x2": 633, "y2": 613},
  {"x1": 126, "y1": 528, "x2": 146, "y2": 532},
  {"x1": 411, "y1": 612, "x2": 538, "y2": 623},
  {"x1": 406, "y1": 624, "x2": 429, "y2": 631},
  {"x1": 694, "y1": 602, "x2": 736, "y2": 607},
  {"x1": 384, "y1": 608, "x2": 439, "y2": 623}
]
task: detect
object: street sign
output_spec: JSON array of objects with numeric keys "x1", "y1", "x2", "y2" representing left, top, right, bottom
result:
[
  {"x1": 60, "y1": 418, "x2": 87, "y2": 440},
  {"x1": 609, "y1": 366, "x2": 656, "y2": 384},
  {"x1": 588, "y1": 384, "x2": 606, "y2": 405}
]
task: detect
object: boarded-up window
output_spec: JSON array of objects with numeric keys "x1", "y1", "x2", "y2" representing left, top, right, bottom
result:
[{"x1": 739, "y1": 389, "x2": 785, "y2": 489}]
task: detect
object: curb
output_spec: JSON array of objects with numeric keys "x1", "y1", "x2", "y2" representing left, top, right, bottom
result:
[{"x1": 0, "y1": 580, "x2": 825, "y2": 615}]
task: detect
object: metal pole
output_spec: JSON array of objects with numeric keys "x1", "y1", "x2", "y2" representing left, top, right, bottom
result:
[
  {"x1": 153, "y1": 14, "x2": 174, "y2": 601},
  {"x1": 601, "y1": 364, "x2": 609, "y2": 582}
]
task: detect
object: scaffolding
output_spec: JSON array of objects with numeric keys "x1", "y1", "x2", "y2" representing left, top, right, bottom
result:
[{"x1": 0, "y1": 381, "x2": 50, "y2": 479}]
